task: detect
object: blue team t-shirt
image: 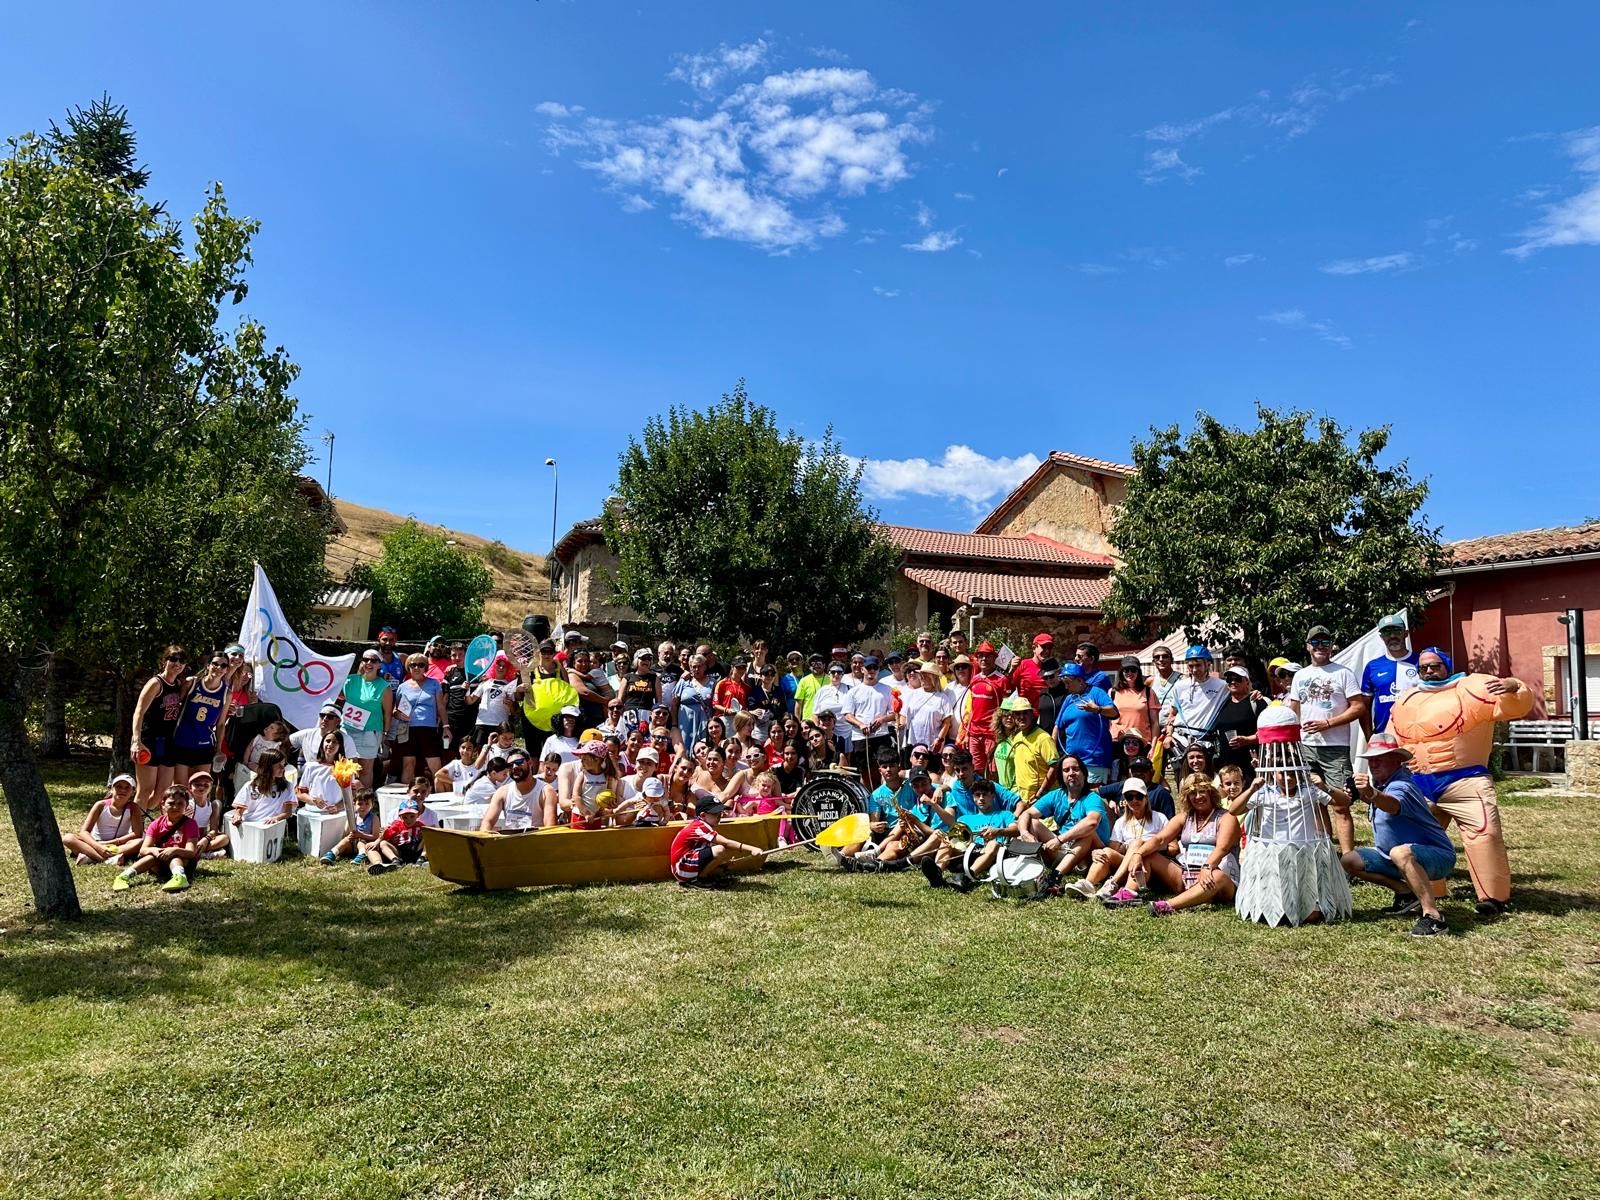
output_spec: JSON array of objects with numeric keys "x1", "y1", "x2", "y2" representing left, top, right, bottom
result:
[
  {"x1": 1029, "y1": 788, "x2": 1112, "y2": 844},
  {"x1": 869, "y1": 781, "x2": 913, "y2": 828},
  {"x1": 1052, "y1": 686, "x2": 1115, "y2": 767},
  {"x1": 957, "y1": 809, "x2": 1012, "y2": 839},
  {"x1": 1361, "y1": 653, "x2": 1420, "y2": 734},
  {"x1": 944, "y1": 777, "x2": 1019, "y2": 817}
]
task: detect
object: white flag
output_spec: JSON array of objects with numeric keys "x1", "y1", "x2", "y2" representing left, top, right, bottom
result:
[
  {"x1": 238, "y1": 563, "x2": 355, "y2": 732},
  {"x1": 1333, "y1": 608, "x2": 1408, "y2": 758}
]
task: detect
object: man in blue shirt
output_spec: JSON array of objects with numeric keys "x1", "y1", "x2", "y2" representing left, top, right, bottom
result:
[
  {"x1": 935, "y1": 747, "x2": 1020, "y2": 817},
  {"x1": 1073, "y1": 642, "x2": 1115, "y2": 692},
  {"x1": 918, "y1": 777, "x2": 1018, "y2": 889},
  {"x1": 1337, "y1": 735, "x2": 1455, "y2": 937},
  {"x1": 1019, "y1": 754, "x2": 1111, "y2": 876},
  {"x1": 1051, "y1": 663, "x2": 1117, "y2": 784},
  {"x1": 1360, "y1": 613, "x2": 1420, "y2": 738}
]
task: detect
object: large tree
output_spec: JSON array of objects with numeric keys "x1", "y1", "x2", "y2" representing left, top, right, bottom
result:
[
  {"x1": 0, "y1": 103, "x2": 311, "y2": 917},
  {"x1": 349, "y1": 520, "x2": 494, "y2": 639},
  {"x1": 605, "y1": 382, "x2": 897, "y2": 649},
  {"x1": 1104, "y1": 405, "x2": 1445, "y2": 657}
]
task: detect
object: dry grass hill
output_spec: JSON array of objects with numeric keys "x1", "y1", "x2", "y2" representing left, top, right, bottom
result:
[{"x1": 325, "y1": 499, "x2": 559, "y2": 631}]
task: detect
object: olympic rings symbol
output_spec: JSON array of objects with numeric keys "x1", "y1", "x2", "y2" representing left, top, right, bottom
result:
[
  {"x1": 265, "y1": 636, "x2": 299, "y2": 669},
  {"x1": 272, "y1": 660, "x2": 336, "y2": 696}
]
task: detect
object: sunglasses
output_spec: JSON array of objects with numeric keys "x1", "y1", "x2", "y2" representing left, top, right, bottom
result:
[
  {"x1": 166, "y1": 654, "x2": 187, "y2": 663},
  {"x1": 1419, "y1": 662, "x2": 1448, "y2": 672},
  {"x1": 1308, "y1": 638, "x2": 1333, "y2": 647}
]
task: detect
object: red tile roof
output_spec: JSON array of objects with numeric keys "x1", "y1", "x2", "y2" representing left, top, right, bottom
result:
[
  {"x1": 1045, "y1": 449, "x2": 1135, "y2": 478},
  {"x1": 904, "y1": 567, "x2": 1112, "y2": 612},
  {"x1": 882, "y1": 524, "x2": 1113, "y2": 567},
  {"x1": 1447, "y1": 522, "x2": 1600, "y2": 568}
]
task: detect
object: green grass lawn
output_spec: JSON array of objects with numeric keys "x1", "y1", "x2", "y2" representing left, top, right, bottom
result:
[{"x1": 2, "y1": 763, "x2": 1597, "y2": 1200}]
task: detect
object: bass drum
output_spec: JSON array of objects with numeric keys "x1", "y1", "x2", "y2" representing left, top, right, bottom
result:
[{"x1": 790, "y1": 772, "x2": 869, "y2": 844}]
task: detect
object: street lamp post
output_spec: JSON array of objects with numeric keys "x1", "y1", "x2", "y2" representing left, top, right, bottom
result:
[{"x1": 545, "y1": 458, "x2": 558, "y2": 600}]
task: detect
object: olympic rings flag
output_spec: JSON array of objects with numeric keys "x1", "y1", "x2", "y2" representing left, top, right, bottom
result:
[{"x1": 238, "y1": 563, "x2": 356, "y2": 732}]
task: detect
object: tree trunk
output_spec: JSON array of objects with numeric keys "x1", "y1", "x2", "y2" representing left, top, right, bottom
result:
[
  {"x1": 0, "y1": 659, "x2": 82, "y2": 919},
  {"x1": 109, "y1": 673, "x2": 137, "y2": 780},
  {"x1": 39, "y1": 653, "x2": 73, "y2": 758}
]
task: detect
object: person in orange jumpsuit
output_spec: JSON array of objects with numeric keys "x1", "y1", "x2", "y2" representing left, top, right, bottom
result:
[{"x1": 1387, "y1": 647, "x2": 1532, "y2": 915}]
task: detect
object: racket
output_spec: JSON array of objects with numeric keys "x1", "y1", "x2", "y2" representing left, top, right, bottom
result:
[
  {"x1": 464, "y1": 634, "x2": 499, "y2": 682},
  {"x1": 505, "y1": 630, "x2": 537, "y2": 668}
]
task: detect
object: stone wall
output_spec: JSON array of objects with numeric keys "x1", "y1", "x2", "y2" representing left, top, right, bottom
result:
[
  {"x1": 565, "y1": 543, "x2": 641, "y2": 627},
  {"x1": 1567, "y1": 740, "x2": 1600, "y2": 794},
  {"x1": 987, "y1": 466, "x2": 1125, "y2": 557}
]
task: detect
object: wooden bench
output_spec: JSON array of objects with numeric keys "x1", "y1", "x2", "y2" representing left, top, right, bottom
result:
[{"x1": 1499, "y1": 719, "x2": 1600, "y2": 773}]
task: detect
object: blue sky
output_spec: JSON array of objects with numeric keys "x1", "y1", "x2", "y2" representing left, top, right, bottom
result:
[{"x1": 6, "y1": 2, "x2": 1598, "y2": 554}]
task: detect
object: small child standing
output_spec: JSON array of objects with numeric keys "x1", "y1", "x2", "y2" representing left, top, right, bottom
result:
[{"x1": 112, "y1": 786, "x2": 201, "y2": 892}]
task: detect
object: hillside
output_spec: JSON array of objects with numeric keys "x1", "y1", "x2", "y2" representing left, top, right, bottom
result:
[{"x1": 325, "y1": 500, "x2": 559, "y2": 632}]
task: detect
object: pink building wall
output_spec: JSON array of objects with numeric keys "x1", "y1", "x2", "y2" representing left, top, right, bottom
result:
[{"x1": 1412, "y1": 560, "x2": 1600, "y2": 718}]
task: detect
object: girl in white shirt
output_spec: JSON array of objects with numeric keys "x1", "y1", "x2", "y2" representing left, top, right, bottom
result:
[
  {"x1": 434, "y1": 734, "x2": 489, "y2": 795},
  {"x1": 1071, "y1": 781, "x2": 1169, "y2": 902},
  {"x1": 231, "y1": 752, "x2": 295, "y2": 827}
]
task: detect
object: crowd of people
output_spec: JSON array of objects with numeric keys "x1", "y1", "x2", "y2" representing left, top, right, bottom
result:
[{"x1": 74, "y1": 614, "x2": 1532, "y2": 934}]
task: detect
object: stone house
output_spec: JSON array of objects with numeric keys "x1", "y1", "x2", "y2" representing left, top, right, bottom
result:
[
  {"x1": 549, "y1": 518, "x2": 654, "y2": 641},
  {"x1": 972, "y1": 450, "x2": 1132, "y2": 556}
]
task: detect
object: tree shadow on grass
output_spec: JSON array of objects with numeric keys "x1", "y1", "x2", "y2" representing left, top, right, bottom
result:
[{"x1": 0, "y1": 874, "x2": 649, "y2": 1006}]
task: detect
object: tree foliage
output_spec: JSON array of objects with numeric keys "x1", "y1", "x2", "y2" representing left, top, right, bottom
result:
[
  {"x1": 351, "y1": 521, "x2": 493, "y2": 640},
  {"x1": 1104, "y1": 405, "x2": 1445, "y2": 658},
  {"x1": 605, "y1": 382, "x2": 898, "y2": 650},
  {"x1": 0, "y1": 101, "x2": 315, "y2": 917}
]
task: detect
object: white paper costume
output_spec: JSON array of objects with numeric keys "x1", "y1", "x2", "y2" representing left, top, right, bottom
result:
[{"x1": 1234, "y1": 705, "x2": 1353, "y2": 926}]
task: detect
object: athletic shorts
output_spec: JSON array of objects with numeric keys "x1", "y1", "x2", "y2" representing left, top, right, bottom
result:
[
  {"x1": 396, "y1": 841, "x2": 425, "y2": 864},
  {"x1": 142, "y1": 736, "x2": 180, "y2": 768},
  {"x1": 172, "y1": 742, "x2": 215, "y2": 768},
  {"x1": 347, "y1": 729, "x2": 381, "y2": 760},
  {"x1": 671, "y1": 843, "x2": 716, "y2": 881},
  {"x1": 402, "y1": 725, "x2": 443, "y2": 758}
]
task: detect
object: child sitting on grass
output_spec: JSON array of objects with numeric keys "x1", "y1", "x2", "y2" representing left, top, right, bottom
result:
[
  {"x1": 61, "y1": 774, "x2": 144, "y2": 866},
  {"x1": 112, "y1": 786, "x2": 200, "y2": 892},
  {"x1": 322, "y1": 788, "x2": 380, "y2": 865},
  {"x1": 668, "y1": 796, "x2": 765, "y2": 888},
  {"x1": 368, "y1": 798, "x2": 426, "y2": 874}
]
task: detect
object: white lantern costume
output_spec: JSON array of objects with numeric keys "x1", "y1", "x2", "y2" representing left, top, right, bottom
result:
[{"x1": 1234, "y1": 705, "x2": 1353, "y2": 926}]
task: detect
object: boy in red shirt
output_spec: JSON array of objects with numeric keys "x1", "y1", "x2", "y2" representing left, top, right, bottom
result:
[
  {"x1": 668, "y1": 796, "x2": 764, "y2": 888},
  {"x1": 112, "y1": 785, "x2": 201, "y2": 892},
  {"x1": 369, "y1": 798, "x2": 427, "y2": 873}
]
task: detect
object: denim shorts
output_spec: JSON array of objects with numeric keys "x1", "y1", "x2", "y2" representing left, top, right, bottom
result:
[
  {"x1": 1355, "y1": 843, "x2": 1455, "y2": 882},
  {"x1": 1085, "y1": 765, "x2": 1110, "y2": 785}
]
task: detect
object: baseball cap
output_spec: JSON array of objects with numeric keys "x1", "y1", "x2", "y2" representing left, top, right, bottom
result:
[
  {"x1": 694, "y1": 796, "x2": 725, "y2": 816},
  {"x1": 906, "y1": 767, "x2": 931, "y2": 785},
  {"x1": 1120, "y1": 654, "x2": 1141, "y2": 670},
  {"x1": 1268, "y1": 656, "x2": 1291, "y2": 672},
  {"x1": 1127, "y1": 756, "x2": 1153, "y2": 774},
  {"x1": 828, "y1": 663, "x2": 846, "y2": 674},
  {"x1": 1059, "y1": 662, "x2": 1086, "y2": 679},
  {"x1": 224, "y1": 642, "x2": 245, "y2": 655},
  {"x1": 975, "y1": 641, "x2": 997, "y2": 654},
  {"x1": 1280, "y1": 661, "x2": 1304, "y2": 674},
  {"x1": 830, "y1": 645, "x2": 847, "y2": 655},
  {"x1": 319, "y1": 702, "x2": 341, "y2": 717},
  {"x1": 578, "y1": 739, "x2": 607, "y2": 756},
  {"x1": 538, "y1": 638, "x2": 557, "y2": 653},
  {"x1": 612, "y1": 640, "x2": 629, "y2": 651},
  {"x1": 643, "y1": 777, "x2": 666, "y2": 798},
  {"x1": 1306, "y1": 624, "x2": 1333, "y2": 642},
  {"x1": 379, "y1": 626, "x2": 397, "y2": 636},
  {"x1": 1224, "y1": 666, "x2": 1251, "y2": 682},
  {"x1": 636, "y1": 747, "x2": 660, "y2": 763},
  {"x1": 1121, "y1": 777, "x2": 1148, "y2": 796},
  {"x1": 1000, "y1": 694, "x2": 1033, "y2": 712},
  {"x1": 1377, "y1": 612, "x2": 1407, "y2": 632},
  {"x1": 808, "y1": 652, "x2": 826, "y2": 664},
  {"x1": 110, "y1": 773, "x2": 136, "y2": 789},
  {"x1": 1359, "y1": 735, "x2": 1412, "y2": 760},
  {"x1": 885, "y1": 650, "x2": 903, "y2": 663},
  {"x1": 399, "y1": 799, "x2": 421, "y2": 814},
  {"x1": 563, "y1": 630, "x2": 585, "y2": 642},
  {"x1": 1184, "y1": 645, "x2": 1212, "y2": 661},
  {"x1": 1032, "y1": 632, "x2": 1054, "y2": 646},
  {"x1": 559, "y1": 705, "x2": 581, "y2": 717},
  {"x1": 862, "y1": 655, "x2": 880, "y2": 669}
]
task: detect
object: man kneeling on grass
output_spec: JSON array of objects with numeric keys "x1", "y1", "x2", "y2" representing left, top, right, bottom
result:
[
  {"x1": 917, "y1": 777, "x2": 1019, "y2": 889},
  {"x1": 1333, "y1": 735, "x2": 1456, "y2": 938},
  {"x1": 669, "y1": 796, "x2": 766, "y2": 888},
  {"x1": 112, "y1": 786, "x2": 200, "y2": 893}
]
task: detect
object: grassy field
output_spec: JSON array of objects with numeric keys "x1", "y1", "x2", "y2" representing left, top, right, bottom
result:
[{"x1": 2, "y1": 763, "x2": 1596, "y2": 1200}]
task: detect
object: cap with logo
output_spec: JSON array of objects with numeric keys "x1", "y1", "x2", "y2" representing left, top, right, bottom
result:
[{"x1": 1032, "y1": 632, "x2": 1054, "y2": 646}]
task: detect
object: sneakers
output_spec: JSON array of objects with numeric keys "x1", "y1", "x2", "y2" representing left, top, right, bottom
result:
[
  {"x1": 1475, "y1": 898, "x2": 1510, "y2": 917},
  {"x1": 320, "y1": 851, "x2": 338, "y2": 865},
  {"x1": 110, "y1": 874, "x2": 131, "y2": 892},
  {"x1": 1104, "y1": 887, "x2": 1141, "y2": 908},
  {"x1": 352, "y1": 852, "x2": 367, "y2": 866},
  {"x1": 161, "y1": 873, "x2": 190, "y2": 892},
  {"x1": 1149, "y1": 900, "x2": 1174, "y2": 918},
  {"x1": 1410, "y1": 914, "x2": 1449, "y2": 937},
  {"x1": 367, "y1": 861, "x2": 390, "y2": 876},
  {"x1": 1063, "y1": 878, "x2": 1097, "y2": 900},
  {"x1": 1382, "y1": 893, "x2": 1422, "y2": 917},
  {"x1": 920, "y1": 859, "x2": 947, "y2": 888}
]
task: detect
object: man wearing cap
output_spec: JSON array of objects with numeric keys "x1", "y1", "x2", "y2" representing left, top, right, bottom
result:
[
  {"x1": 900, "y1": 662, "x2": 953, "y2": 762},
  {"x1": 1360, "y1": 613, "x2": 1420, "y2": 737},
  {"x1": 999, "y1": 694, "x2": 1059, "y2": 801},
  {"x1": 795, "y1": 654, "x2": 828, "y2": 721},
  {"x1": 1158, "y1": 647, "x2": 1229, "y2": 786},
  {"x1": 289, "y1": 703, "x2": 357, "y2": 765},
  {"x1": 1012, "y1": 633, "x2": 1056, "y2": 707},
  {"x1": 1388, "y1": 647, "x2": 1531, "y2": 914},
  {"x1": 1336, "y1": 736, "x2": 1455, "y2": 936},
  {"x1": 846, "y1": 657, "x2": 897, "y2": 783},
  {"x1": 1033, "y1": 658, "x2": 1066, "y2": 733},
  {"x1": 965, "y1": 641, "x2": 1012, "y2": 775},
  {"x1": 1288, "y1": 626, "x2": 1367, "y2": 852},
  {"x1": 1051, "y1": 664, "x2": 1117, "y2": 785},
  {"x1": 668, "y1": 795, "x2": 764, "y2": 887}
]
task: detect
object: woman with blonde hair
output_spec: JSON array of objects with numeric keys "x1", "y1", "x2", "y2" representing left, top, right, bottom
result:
[{"x1": 1132, "y1": 773, "x2": 1241, "y2": 917}]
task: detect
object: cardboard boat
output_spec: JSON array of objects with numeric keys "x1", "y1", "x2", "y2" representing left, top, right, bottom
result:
[{"x1": 419, "y1": 815, "x2": 784, "y2": 890}]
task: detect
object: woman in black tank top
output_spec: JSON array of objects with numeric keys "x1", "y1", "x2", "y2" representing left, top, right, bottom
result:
[{"x1": 132, "y1": 644, "x2": 192, "y2": 811}]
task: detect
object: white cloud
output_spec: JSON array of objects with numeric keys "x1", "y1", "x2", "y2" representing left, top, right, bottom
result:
[
  {"x1": 996, "y1": 166, "x2": 1009, "y2": 177},
  {"x1": 544, "y1": 48, "x2": 929, "y2": 250},
  {"x1": 1258, "y1": 308, "x2": 1352, "y2": 349},
  {"x1": 536, "y1": 100, "x2": 583, "y2": 118},
  {"x1": 1137, "y1": 69, "x2": 1394, "y2": 180},
  {"x1": 1507, "y1": 126, "x2": 1600, "y2": 258},
  {"x1": 903, "y1": 229, "x2": 961, "y2": 252},
  {"x1": 1320, "y1": 252, "x2": 1415, "y2": 275},
  {"x1": 669, "y1": 38, "x2": 771, "y2": 95},
  {"x1": 914, "y1": 201, "x2": 934, "y2": 229},
  {"x1": 872, "y1": 285, "x2": 900, "y2": 298},
  {"x1": 1224, "y1": 253, "x2": 1257, "y2": 267},
  {"x1": 953, "y1": 191, "x2": 975, "y2": 201},
  {"x1": 858, "y1": 445, "x2": 1043, "y2": 508},
  {"x1": 619, "y1": 193, "x2": 655, "y2": 213}
]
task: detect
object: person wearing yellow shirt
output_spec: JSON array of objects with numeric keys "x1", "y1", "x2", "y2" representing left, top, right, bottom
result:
[
  {"x1": 794, "y1": 653, "x2": 827, "y2": 721},
  {"x1": 1000, "y1": 694, "x2": 1059, "y2": 802}
]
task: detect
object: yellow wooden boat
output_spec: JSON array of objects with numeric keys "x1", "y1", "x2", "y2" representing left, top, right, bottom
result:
[{"x1": 419, "y1": 816, "x2": 784, "y2": 890}]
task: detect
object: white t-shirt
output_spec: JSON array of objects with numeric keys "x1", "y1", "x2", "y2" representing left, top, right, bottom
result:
[
  {"x1": 297, "y1": 762, "x2": 345, "y2": 812},
  {"x1": 1158, "y1": 676, "x2": 1229, "y2": 742},
  {"x1": 1111, "y1": 810, "x2": 1166, "y2": 848},
  {"x1": 290, "y1": 726, "x2": 356, "y2": 764},
  {"x1": 545, "y1": 734, "x2": 581, "y2": 765},
  {"x1": 847, "y1": 682, "x2": 896, "y2": 737},
  {"x1": 462, "y1": 772, "x2": 504, "y2": 805},
  {"x1": 1290, "y1": 663, "x2": 1362, "y2": 748},
  {"x1": 811, "y1": 683, "x2": 855, "y2": 749},
  {"x1": 942, "y1": 683, "x2": 970, "y2": 730},
  {"x1": 444, "y1": 757, "x2": 483, "y2": 793},
  {"x1": 902, "y1": 688, "x2": 952, "y2": 747},
  {"x1": 235, "y1": 782, "x2": 292, "y2": 823},
  {"x1": 471, "y1": 678, "x2": 520, "y2": 729}
]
